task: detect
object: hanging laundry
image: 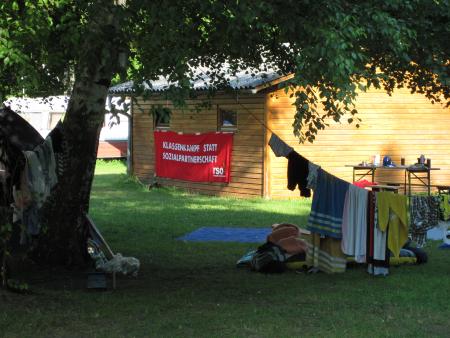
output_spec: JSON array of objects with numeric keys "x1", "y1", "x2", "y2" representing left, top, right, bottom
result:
[
  {"x1": 440, "y1": 195, "x2": 450, "y2": 221},
  {"x1": 307, "y1": 169, "x2": 349, "y2": 238},
  {"x1": 22, "y1": 203, "x2": 40, "y2": 236},
  {"x1": 12, "y1": 167, "x2": 32, "y2": 209},
  {"x1": 305, "y1": 233, "x2": 347, "y2": 273},
  {"x1": 306, "y1": 162, "x2": 320, "y2": 190},
  {"x1": 19, "y1": 135, "x2": 58, "y2": 236},
  {"x1": 377, "y1": 191, "x2": 408, "y2": 258},
  {"x1": 23, "y1": 136, "x2": 58, "y2": 208},
  {"x1": 341, "y1": 184, "x2": 369, "y2": 263},
  {"x1": 366, "y1": 191, "x2": 390, "y2": 276},
  {"x1": 287, "y1": 151, "x2": 311, "y2": 197},
  {"x1": 268, "y1": 132, "x2": 293, "y2": 157},
  {"x1": 373, "y1": 196, "x2": 387, "y2": 262},
  {"x1": 409, "y1": 195, "x2": 441, "y2": 247}
]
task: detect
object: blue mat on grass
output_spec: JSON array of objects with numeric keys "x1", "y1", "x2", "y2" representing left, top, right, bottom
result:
[{"x1": 178, "y1": 227, "x2": 271, "y2": 243}]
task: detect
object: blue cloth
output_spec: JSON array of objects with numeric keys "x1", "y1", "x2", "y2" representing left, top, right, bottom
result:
[
  {"x1": 427, "y1": 227, "x2": 444, "y2": 240},
  {"x1": 178, "y1": 227, "x2": 271, "y2": 243},
  {"x1": 236, "y1": 249, "x2": 257, "y2": 267},
  {"x1": 307, "y1": 169, "x2": 349, "y2": 238}
]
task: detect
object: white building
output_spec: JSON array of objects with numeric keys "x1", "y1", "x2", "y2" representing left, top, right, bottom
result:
[{"x1": 3, "y1": 95, "x2": 129, "y2": 159}]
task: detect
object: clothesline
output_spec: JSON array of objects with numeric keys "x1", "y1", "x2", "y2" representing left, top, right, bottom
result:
[
  {"x1": 251, "y1": 119, "x2": 448, "y2": 276},
  {"x1": 232, "y1": 98, "x2": 446, "y2": 272},
  {"x1": 235, "y1": 99, "x2": 276, "y2": 135}
]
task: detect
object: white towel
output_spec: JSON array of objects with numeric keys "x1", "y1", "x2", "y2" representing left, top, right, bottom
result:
[{"x1": 341, "y1": 184, "x2": 368, "y2": 263}]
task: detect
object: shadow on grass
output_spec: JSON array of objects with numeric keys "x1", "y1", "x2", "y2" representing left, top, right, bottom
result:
[
  {"x1": 2, "y1": 170, "x2": 450, "y2": 337},
  {"x1": 89, "y1": 172, "x2": 450, "y2": 289},
  {"x1": 90, "y1": 174, "x2": 311, "y2": 238}
]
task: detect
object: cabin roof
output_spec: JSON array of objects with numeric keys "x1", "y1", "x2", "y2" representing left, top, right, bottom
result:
[{"x1": 109, "y1": 70, "x2": 290, "y2": 95}]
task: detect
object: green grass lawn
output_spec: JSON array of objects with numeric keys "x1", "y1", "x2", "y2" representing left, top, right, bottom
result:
[{"x1": 1, "y1": 160, "x2": 449, "y2": 337}]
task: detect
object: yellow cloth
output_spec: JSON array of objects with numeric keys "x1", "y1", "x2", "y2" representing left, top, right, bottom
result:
[
  {"x1": 377, "y1": 192, "x2": 408, "y2": 258},
  {"x1": 389, "y1": 256, "x2": 417, "y2": 266},
  {"x1": 305, "y1": 233, "x2": 346, "y2": 273},
  {"x1": 441, "y1": 195, "x2": 450, "y2": 221}
]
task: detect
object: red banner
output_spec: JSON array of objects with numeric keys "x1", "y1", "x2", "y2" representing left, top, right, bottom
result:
[{"x1": 154, "y1": 131, "x2": 233, "y2": 183}]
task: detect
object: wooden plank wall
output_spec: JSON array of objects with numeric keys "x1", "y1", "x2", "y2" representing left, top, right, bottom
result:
[
  {"x1": 132, "y1": 92, "x2": 266, "y2": 197},
  {"x1": 267, "y1": 87, "x2": 450, "y2": 199}
]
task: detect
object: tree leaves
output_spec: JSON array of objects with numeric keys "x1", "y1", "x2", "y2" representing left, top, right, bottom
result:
[{"x1": 0, "y1": 0, "x2": 449, "y2": 142}]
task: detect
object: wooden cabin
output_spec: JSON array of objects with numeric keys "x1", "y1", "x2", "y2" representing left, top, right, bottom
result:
[{"x1": 109, "y1": 74, "x2": 450, "y2": 199}]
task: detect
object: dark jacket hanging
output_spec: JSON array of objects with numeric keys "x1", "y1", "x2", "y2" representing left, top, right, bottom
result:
[{"x1": 287, "y1": 151, "x2": 310, "y2": 197}]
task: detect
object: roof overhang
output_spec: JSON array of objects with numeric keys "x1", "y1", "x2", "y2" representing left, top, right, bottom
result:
[
  {"x1": 108, "y1": 71, "x2": 294, "y2": 96},
  {"x1": 252, "y1": 74, "x2": 295, "y2": 93}
]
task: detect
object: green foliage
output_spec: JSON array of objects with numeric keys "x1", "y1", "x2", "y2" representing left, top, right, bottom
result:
[
  {"x1": 148, "y1": 105, "x2": 172, "y2": 125},
  {"x1": 0, "y1": 0, "x2": 82, "y2": 99},
  {"x1": 0, "y1": 0, "x2": 449, "y2": 141}
]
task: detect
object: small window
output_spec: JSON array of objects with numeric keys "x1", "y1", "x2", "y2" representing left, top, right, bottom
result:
[
  {"x1": 217, "y1": 106, "x2": 237, "y2": 131},
  {"x1": 151, "y1": 106, "x2": 171, "y2": 130}
]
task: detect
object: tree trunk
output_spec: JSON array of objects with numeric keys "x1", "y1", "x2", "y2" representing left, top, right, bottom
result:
[{"x1": 36, "y1": 9, "x2": 121, "y2": 266}]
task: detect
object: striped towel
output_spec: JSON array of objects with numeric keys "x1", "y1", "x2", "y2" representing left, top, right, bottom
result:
[{"x1": 307, "y1": 169, "x2": 349, "y2": 238}]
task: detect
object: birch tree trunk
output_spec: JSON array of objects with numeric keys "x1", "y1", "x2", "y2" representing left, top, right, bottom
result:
[{"x1": 36, "y1": 9, "x2": 121, "y2": 266}]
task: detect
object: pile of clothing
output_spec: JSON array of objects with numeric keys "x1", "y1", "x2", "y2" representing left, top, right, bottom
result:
[{"x1": 237, "y1": 223, "x2": 309, "y2": 273}]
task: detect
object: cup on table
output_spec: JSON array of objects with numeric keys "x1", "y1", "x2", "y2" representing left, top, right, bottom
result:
[
  {"x1": 401, "y1": 158, "x2": 405, "y2": 166},
  {"x1": 374, "y1": 154, "x2": 380, "y2": 166}
]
